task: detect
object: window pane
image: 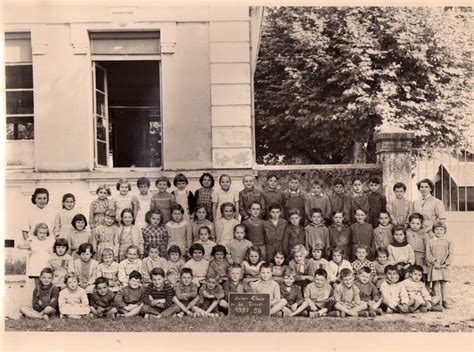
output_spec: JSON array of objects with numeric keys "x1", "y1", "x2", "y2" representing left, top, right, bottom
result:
[
  {"x1": 97, "y1": 140, "x2": 107, "y2": 166},
  {"x1": 6, "y1": 116, "x2": 34, "y2": 140},
  {"x1": 95, "y1": 67, "x2": 105, "y2": 92},
  {"x1": 96, "y1": 116, "x2": 106, "y2": 141},
  {"x1": 149, "y1": 121, "x2": 162, "y2": 167},
  {"x1": 5, "y1": 65, "x2": 33, "y2": 89},
  {"x1": 6, "y1": 91, "x2": 33, "y2": 114},
  {"x1": 96, "y1": 91, "x2": 106, "y2": 116}
]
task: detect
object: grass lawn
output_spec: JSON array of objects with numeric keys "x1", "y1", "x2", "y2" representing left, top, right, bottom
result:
[{"x1": 4, "y1": 266, "x2": 474, "y2": 332}]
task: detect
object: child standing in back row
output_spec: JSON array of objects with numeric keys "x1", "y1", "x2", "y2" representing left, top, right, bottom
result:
[
  {"x1": 53, "y1": 193, "x2": 77, "y2": 239},
  {"x1": 305, "y1": 179, "x2": 332, "y2": 224},
  {"x1": 263, "y1": 204, "x2": 288, "y2": 263},
  {"x1": 212, "y1": 174, "x2": 239, "y2": 222},
  {"x1": 328, "y1": 179, "x2": 351, "y2": 224},
  {"x1": 387, "y1": 182, "x2": 410, "y2": 226},
  {"x1": 172, "y1": 173, "x2": 196, "y2": 222},
  {"x1": 367, "y1": 177, "x2": 387, "y2": 228},
  {"x1": 262, "y1": 174, "x2": 285, "y2": 219},
  {"x1": 90, "y1": 184, "x2": 114, "y2": 230},
  {"x1": 113, "y1": 178, "x2": 139, "y2": 222},
  {"x1": 194, "y1": 172, "x2": 215, "y2": 222},
  {"x1": 347, "y1": 178, "x2": 369, "y2": 224},
  {"x1": 239, "y1": 174, "x2": 266, "y2": 220},
  {"x1": 135, "y1": 177, "x2": 152, "y2": 231},
  {"x1": 150, "y1": 176, "x2": 175, "y2": 225},
  {"x1": 283, "y1": 174, "x2": 306, "y2": 225}
]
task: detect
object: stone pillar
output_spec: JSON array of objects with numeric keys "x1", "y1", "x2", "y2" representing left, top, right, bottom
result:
[{"x1": 374, "y1": 125, "x2": 415, "y2": 203}]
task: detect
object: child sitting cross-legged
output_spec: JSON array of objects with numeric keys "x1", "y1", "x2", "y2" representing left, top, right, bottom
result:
[
  {"x1": 333, "y1": 268, "x2": 369, "y2": 317},
  {"x1": 141, "y1": 268, "x2": 175, "y2": 319},
  {"x1": 192, "y1": 273, "x2": 225, "y2": 317},
  {"x1": 288, "y1": 244, "x2": 313, "y2": 289},
  {"x1": 219, "y1": 264, "x2": 250, "y2": 312},
  {"x1": 20, "y1": 267, "x2": 59, "y2": 320},
  {"x1": 170, "y1": 268, "x2": 200, "y2": 317},
  {"x1": 379, "y1": 264, "x2": 409, "y2": 314},
  {"x1": 118, "y1": 245, "x2": 142, "y2": 287},
  {"x1": 89, "y1": 276, "x2": 118, "y2": 318},
  {"x1": 249, "y1": 263, "x2": 287, "y2": 316},
  {"x1": 59, "y1": 272, "x2": 90, "y2": 319},
  {"x1": 401, "y1": 264, "x2": 442, "y2": 313},
  {"x1": 304, "y1": 268, "x2": 335, "y2": 318},
  {"x1": 354, "y1": 266, "x2": 382, "y2": 317},
  {"x1": 114, "y1": 270, "x2": 144, "y2": 318},
  {"x1": 141, "y1": 244, "x2": 168, "y2": 284},
  {"x1": 279, "y1": 267, "x2": 307, "y2": 317}
]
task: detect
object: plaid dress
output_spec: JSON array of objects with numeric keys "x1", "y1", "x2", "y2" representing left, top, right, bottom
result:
[
  {"x1": 142, "y1": 224, "x2": 169, "y2": 258},
  {"x1": 351, "y1": 259, "x2": 377, "y2": 279},
  {"x1": 195, "y1": 187, "x2": 214, "y2": 221}
]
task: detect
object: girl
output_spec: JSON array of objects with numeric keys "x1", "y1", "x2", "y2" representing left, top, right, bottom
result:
[
  {"x1": 195, "y1": 226, "x2": 216, "y2": 261},
  {"x1": 215, "y1": 202, "x2": 240, "y2": 247},
  {"x1": 53, "y1": 193, "x2": 77, "y2": 239},
  {"x1": 192, "y1": 206, "x2": 215, "y2": 242},
  {"x1": 373, "y1": 247, "x2": 389, "y2": 288},
  {"x1": 288, "y1": 244, "x2": 312, "y2": 289},
  {"x1": 150, "y1": 176, "x2": 175, "y2": 225},
  {"x1": 373, "y1": 211, "x2": 393, "y2": 250},
  {"x1": 92, "y1": 209, "x2": 117, "y2": 260},
  {"x1": 242, "y1": 202, "x2": 267, "y2": 260},
  {"x1": 406, "y1": 213, "x2": 430, "y2": 281},
  {"x1": 96, "y1": 248, "x2": 120, "y2": 292},
  {"x1": 89, "y1": 184, "x2": 114, "y2": 230},
  {"x1": 59, "y1": 272, "x2": 90, "y2": 319},
  {"x1": 327, "y1": 246, "x2": 352, "y2": 284},
  {"x1": 427, "y1": 222, "x2": 453, "y2": 309},
  {"x1": 271, "y1": 250, "x2": 286, "y2": 284},
  {"x1": 23, "y1": 188, "x2": 55, "y2": 240},
  {"x1": 69, "y1": 243, "x2": 98, "y2": 294},
  {"x1": 192, "y1": 273, "x2": 225, "y2": 317},
  {"x1": 241, "y1": 246, "x2": 265, "y2": 284},
  {"x1": 17, "y1": 223, "x2": 55, "y2": 288},
  {"x1": 135, "y1": 177, "x2": 152, "y2": 231},
  {"x1": 183, "y1": 243, "x2": 210, "y2": 286},
  {"x1": 67, "y1": 214, "x2": 92, "y2": 259},
  {"x1": 347, "y1": 178, "x2": 370, "y2": 224},
  {"x1": 194, "y1": 172, "x2": 215, "y2": 222},
  {"x1": 118, "y1": 245, "x2": 142, "y2": 286},
  {"x1": 387, "y1": 225, "x2": 415, "y2": 279},
  {"x1": 113, "y1": 208, "x2": 144, "y2": 262},
  {"x1": 166, "y1": 204, "x2": 193, "y2": 258},
  {"x1": 113, "y1": 178, "x2": 139, "y2": 222},
  {"x1": 212, "y1": 174, "x2": 239, "y2": 222},
  {"x1": 282, "y1": 209, "x2": 305, "y2": 260},
  {"x1": 48, "y1": 238, "x2": 73, "y2": 289},
  {"x1": 171, "y1": 173, "x2": 196, "y2": 221},
  {"x1": 142, "y1": 209, "x2": 169, "y2": 258},
  {"x1": 328, "y1": 211, "x2": 351, "y2": 260},
  {"x1": 350, "y1": 208, "x2": 375, "y2": 261},
  {"x1": 307, "y1": 244, "x2": 330, "y2": 278},
  {"x1": 166, "y1": 245, "x2": 185, "y2": 287},
  {"x1": 207, "y1": 245, "x2": 230, "y2": 283}
]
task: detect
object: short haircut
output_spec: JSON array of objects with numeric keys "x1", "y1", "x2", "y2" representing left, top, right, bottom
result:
[
  {"x1": 170, "y1": 203, "x2": 184, "y2": 214},
  {"x1": 198, "y1": 226, "x2": 211, "y2": 236},
  {"x1": 283, "y1": 267, "x2": 296, "y2": 277},
  {"x1": 358, "y1": 266, "x2": 372, "y2": 275},
  {"x1": 77, "y1": 242, "x2": 94, "y2": 255},
  {"x1": 101, "y1": 248, "x2": 114, "y2": 259},
  {"x1": 31, "y1": 188, "x2": 49, "y2": 205},
  {"x1": 287, "y1": 208, "x2": 301, "y2": 217},
  {"x1": 432, "y1": 221, "x2": 447, "y2": 232},
  {"x1": 332, "y1": 211, "x2": 345, "y2": 218},
  {"x1": 120, "y1": 208, "x2": 135, "y2": 225},
  {"x1": 148, "y1": 243, "x2": 160, "y2": 251},
  {"x1": 393, "y1": 182, "x2": 407, "y2": 192},
  {"x1": 189, "y1": 243, "x2": 205, "y2": 256},
  {"x1": 333, "y1": 178, "x2": 345, "y2": 187},
  {"x1": 368, "y1": 177, "x2": 381, "y2": 185},
  {"x1": 40, "y1": 267, "x2": 54, "y2": 277},
  {"x1": 129, "y1": 270, "x2": 142, "y2": 281},
  {"x1": 352, "y1": 177, "x2": 364, "y2": 185},
  {"x1": 245, "y1": 246, "x2": 262, "y2": 262},
  {"x1": 94, "y1": 276, "x2": 109, "y2": 287},
  {"x1": 193, "y1": 205, "x2": 209, "y2": 220},
  {"x1": 104, "y1": 209, "x2": 116, "y2": 218},
  {"x1": 355, "y1": 244, "x2": 368, "y2": 252},
  {"x1": 288, "y1": 174, "x2": 300, "y2": 181},
  {"x1": 248, "y1": 201, "x2": 262, "y2": 210},
  {"x1": 292, "y1": 244, "x2": 308, "y2": 257},
  {"x1": 314, "y1": 268, "x2": 328, "y2": 279},
  {"x1": 180, "y1": 267, "x2": 193, "y2": 277},
  {"x1": 268, "y1": 203, "x2": 282, "y2": 211},
  {"x1": 64, "y1": 272, "x2": 78, "y2": 284},
  {"x1": 384, "y1": 264, "x2": 398, "y2": 274},
  {"x1": 229, "y1": 263, "x2": 242, "y2": 271},
  {"x1": 96, "y1": 184, "x2": 111, "y2": 196},
  {"x1": 206, "y1": 272, "x2": 219, "y2": 281},
  {"x1": 53, "y1": 238, "x2": 69, "y2": 254},
  {"x1": 411, "y1": 264, "x2": 424, "y2": 274},
  {"x1": 391, "y1": 224, "x2": 406, "y2": 236},
  {"x1": 339, "y1": 268, "x2": 353, "y2": 279},
  {"x1": 310, "y1": 208, "x2": 323, "y2": 217},
  {"x1": 33, "y1": 223, "x2": 50, "y2": 237},
  {"x1": 219, "y1": 174, "x2": 231, "y2": 184},
  {"x1": 150, "y1": 267, "x2": 166, "y2": 278},
  {"x1": 220, "y1": 202, "x2": 236, "y2": 214},
  {"x1": 311, "y1": 179, "x2": 324, "y2": 187},
  {"x1": 137, "y1": 177, "x2": 151, "y2": 188},
  {"x1": 61, "y1": 193, "x2": 76, "y2": 207},
  {"x1": 173, "y1": 173, "x2": 189, "y2": 186},
  {"x1": 211, "y1": 244, "x2": 227, "y2": 257},
  {"x1": 259, "y1": 263, "x2": 271, "y2": 271},
  {"x1": 416, "y1": 178, "x2": 435, "y2": 194},
  {"x1": 408, "y1": 212, "x2": 424, "y2": 223},
  {"x1": 331, "y1": 246, "x2": 345, "y2": 258},
  {"x1": 145, "y1": 209, "x2": 163, "y2": 225},
  {"x1": 168, "y1": 245, "x2": 182, "y2": 256},
  {"x1": 266, "y1": 174, "x2": 278, "y2": 181},
  {"x1": 354, "y1": 208, "x2": 367, "y2": 215},
  {"x1": 71, "y1": 213, "x2": 88, "y2": 229},
  {"x1": 116, "y1": 178, "x2": 132, "y2": 191},
  {"x1": 155, "y1": 176, "x2": 171, "y2": 188},
  {"x1": 378, "y1": 211, "x2": 390, "y2": 218},
  {"x1": 126, "y1": 245, "x2": 139, "y2": 255},
  {"x1": 199, "y1": 172, "x2": 215, "y2": 188},
  {"x1": 234, "y1": 224, "x2": 246, "y2": 235},
  {"x1": 376, "y1": 247, "x2": 389, "y2": 257}
]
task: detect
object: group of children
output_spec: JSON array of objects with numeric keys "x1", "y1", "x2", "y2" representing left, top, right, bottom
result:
[{"x1": 18, "y1": 173, "x2": 453, "y2": 320}]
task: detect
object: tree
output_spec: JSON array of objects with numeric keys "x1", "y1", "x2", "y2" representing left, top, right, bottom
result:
[{"x1": 254, "y1": 7, "x2": 473, "y2": 164}]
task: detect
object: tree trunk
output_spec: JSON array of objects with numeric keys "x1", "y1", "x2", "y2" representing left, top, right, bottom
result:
[{"x1": 352, "y1": 140, "x2": 367, "y2": 164}]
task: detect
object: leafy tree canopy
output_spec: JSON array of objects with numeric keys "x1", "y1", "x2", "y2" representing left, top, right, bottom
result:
[{"x1": 254, "y1": 7, "x2": 473, "y2": 164}]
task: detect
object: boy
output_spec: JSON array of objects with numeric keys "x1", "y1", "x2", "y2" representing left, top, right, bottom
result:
[
  {"x1": 114, "y1": 270, "x2": 144, "y2": 317},
  {"x1": 89, "y1": 276, "x2": 118, "y2": 318},
  {"x1": 262, "y1": 174, "x2": 285, "y2": 219},
  {"x1": 171, "y1": 268, "x2": 200, "y2": 317},
  {"x1": 282, "y1": 209, "x2": 305, "y2": 259},
  {"x1": 387, "y1": 182, "x2": 410, "y2": 226},
  {"x1": 304, "y1": 268, "x2": 334, "y2": 318},
  {"x1": 354, "y1": 267, "x2": 382, "y2": 317},
  {"x1": 225, "y1": 224, "x2": 253, "y2": 265},
  {"x1": 351, "y1": 244, "x2": 377, "y2": 279},
  {"x1": 328, "y1": 211, "x2": 351, "y2": 260},
  {"x1": 242, "y1": 202, "x2": 266, "y2": 259},
  {"x1": 141, "y1": 244, "x2": 168, "y2": 284},
  {"x1": 193, "y1": 273, "x2": 225, "y2": 317},
  {"x1": 283, "y1": 174, "x2": 307, "y2": 225},
  {"x1": 305, "y1": 179, "x2": 332, "y2": 223},
  {"x1": 401, "y1": 265, "x2": 441, "y2": 312},
  {"x1": 249, "y1": 263, "x2": 288, "y2": 316},
  {"x1": 280, "y1": 268, "x2": 305, "y2": 317},
  {"x1": 20, "y1": 267, "x2": 59, "y2": 320},
  {"x1": 220, "y1": 264, "x2": 250, "y2": 310},
  {"x1": 373, "y1": 247, "x2": 390, "y2": 288},
  {"x1": 263, "y1": 203, "x2": 288, "y2": 263},
  {"x1": 379, "y1": 265, "x2": 409, "y2": 313},
  {"x1": 373, "y1": 211, "x2": 393, "y2": 249},
  {"x1": 141, "y1": 268, "x2": 175, "y2": 319},
  {"x1": 333, "y1": 268, "x2": 368, "y2": 317},
  {"x1": 328, "y1": 179, "x2": 351, "y2": 224},
  {"x1": 367, "y1": 177, "x2": 387, "y2": 228},
  {"x1": 350, "y1": 208, "x2": 375, "y2": 261},
  {"x1": 347, "y1": 178, "x2": 369, "y2": 224},
  {"x1": 305, "y1": 208, "x2": 331, "y2": 258},
  {"x1": 239, "y1": 174, "x2": 266, "y2": 220}
]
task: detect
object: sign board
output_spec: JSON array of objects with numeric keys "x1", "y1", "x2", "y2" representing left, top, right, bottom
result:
[{"x1": 228, "y1": 293, "x2": 270, "y2": 317}]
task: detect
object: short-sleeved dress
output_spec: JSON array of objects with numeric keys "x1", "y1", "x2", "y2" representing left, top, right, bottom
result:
[
  {"x1": 135, "y1": 192, "x2": 152, "y2": 231},
  {"x1": 27, "y1": 236, "x2": 55, "y2": 277},
  {"x1": 92, "y1": 224, "x2": 117, "y2": 259},
  {"x1": 113, "y1": 193, "x2": 139, "y2": 221},
  {"x1": 166, "y1": 220, "x2": 192, "y2": 257},
  {"x1": 195, "y1": 187, "x2": 214, "y2": 221},
  {"x1": 150, "y1": 191, "x2": 175, "y2": 224},
  {"x1": 89, "y1": 198, "x2": 114, "y2": 229},
  {"x1": 53, "y1": 208, "x2": 77, "y2": 239},
  {"x1": 212, "y1": 187, "x2": 239, "y2": 221},
  {"x1": 427, "y1": 237, "x2": 453, "y2": 282}
]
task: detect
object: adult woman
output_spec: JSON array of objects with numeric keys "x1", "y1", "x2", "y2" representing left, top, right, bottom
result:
[
  {"x1": 410, "y1": 179, "x2": 446, "y2": 232},
  {"x1": 22, "y1": 188, "x2": 56, "y2": 240}
]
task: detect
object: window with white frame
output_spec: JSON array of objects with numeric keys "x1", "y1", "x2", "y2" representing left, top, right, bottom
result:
[{"x1": 4, "y1": 32, "x2": 34, "y2": 140}]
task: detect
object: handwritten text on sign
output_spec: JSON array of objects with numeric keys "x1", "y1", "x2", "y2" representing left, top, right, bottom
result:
[{"x1": 228, "y1": 293, "x2": 270, "y2": 317}]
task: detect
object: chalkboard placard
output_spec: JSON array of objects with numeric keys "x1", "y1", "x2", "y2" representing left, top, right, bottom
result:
[{"x1": 228, "y1": 293, "x2": 270, "y2": 317}]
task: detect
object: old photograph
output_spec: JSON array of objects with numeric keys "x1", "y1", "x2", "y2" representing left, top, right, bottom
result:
[{"x1": 2, "y1": 1, "x2": 473, "y2": 340}]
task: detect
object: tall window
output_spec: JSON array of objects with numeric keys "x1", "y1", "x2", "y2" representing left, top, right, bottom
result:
[{"x1": 4, "y1": 33, "x2": 34, "y2": 140}]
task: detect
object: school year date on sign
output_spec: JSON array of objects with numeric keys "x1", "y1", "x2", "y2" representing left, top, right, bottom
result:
[{"x1": 228, "y1": 293, "x2": 270, "y2": 317}]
